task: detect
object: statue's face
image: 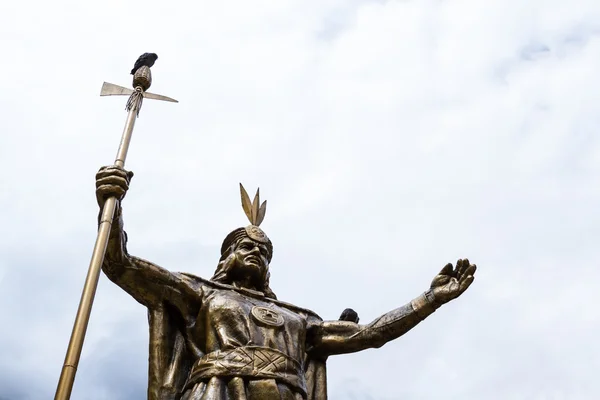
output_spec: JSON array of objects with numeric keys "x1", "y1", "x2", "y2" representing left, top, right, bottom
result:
[{"x1": 232, "y1": 238, "x2": 270, "y2": 284}]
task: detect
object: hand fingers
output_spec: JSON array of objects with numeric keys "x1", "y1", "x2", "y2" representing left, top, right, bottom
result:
[
  {"x1": 455, "y1": 259, "x2": 463, "y2": 279},
  {"x1": 462, "y1": 264, "x2": 477, "y2": 279},
  {"x1": 96, "y1": 166, "x2": 132, "y2": 181},
  {"x1": 96, "y1": 172, "x2": 129, "y2": 186},
  {"x1": 96, "y1": 165, "x2": 126, "y2": 176},
  {"x1": 96, "y1": 184, "x2": 126, "y2": 199},
  {"x1": 459, "y1": 275, "x2": 474, "y2": 294},
  {"x1": 96, "y1": 173, "x2": 130, "y2": 205},
  {"x1": 456, "y1": 258, "x2": 470, "y2": 279},
  {"x1": 96, "y1": 174, "x2": 130, "y2": 190}
]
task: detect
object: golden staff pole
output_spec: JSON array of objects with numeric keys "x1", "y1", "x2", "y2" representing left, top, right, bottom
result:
[{"x1": 55, "y1": 66, "x2": 177, "y2": 400}]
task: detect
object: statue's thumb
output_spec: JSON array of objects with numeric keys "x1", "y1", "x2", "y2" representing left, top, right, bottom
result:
[{"x1": 438, "y1": 263, "x2": 453, "y2": 275}]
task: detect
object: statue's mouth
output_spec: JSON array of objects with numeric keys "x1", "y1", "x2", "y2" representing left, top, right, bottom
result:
[{"x1": 246, "y1": 256, "x2": 261, "y2": 265}]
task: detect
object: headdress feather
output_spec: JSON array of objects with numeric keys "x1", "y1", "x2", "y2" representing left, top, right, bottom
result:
[{"x1": 239, "y1": 183, "x2": 267, "y2": 226}]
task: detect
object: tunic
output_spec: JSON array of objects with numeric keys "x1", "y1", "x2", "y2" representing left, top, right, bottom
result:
[
  {"x1": 144, "y1": 273, "x2": 328, "y2": 400},
  {"x1": 181, "y1": 285, "x2": 310, "y2": 399}
]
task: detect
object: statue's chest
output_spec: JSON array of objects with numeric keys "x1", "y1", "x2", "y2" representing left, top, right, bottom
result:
[{"x1": 203, "y1": 290, "x2": 305, "y2": 337}]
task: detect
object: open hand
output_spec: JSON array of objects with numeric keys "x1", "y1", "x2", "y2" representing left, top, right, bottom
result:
[{"x1": 430, "y1": 259, "x2": 476, "y2": 306}]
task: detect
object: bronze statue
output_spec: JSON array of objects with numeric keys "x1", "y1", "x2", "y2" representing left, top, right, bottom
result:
[{"x1": 96, "y1": 165, "x2": 477, "y2": 400}]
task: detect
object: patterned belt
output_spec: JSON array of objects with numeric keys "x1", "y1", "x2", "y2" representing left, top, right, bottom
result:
[{"x1": 185, "y1": 346, "x2": 307, "y2": 397}]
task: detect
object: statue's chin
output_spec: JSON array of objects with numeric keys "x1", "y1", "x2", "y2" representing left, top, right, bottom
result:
[{"x1": 228, "y1": 263, "x2": 266, "y2": 288}]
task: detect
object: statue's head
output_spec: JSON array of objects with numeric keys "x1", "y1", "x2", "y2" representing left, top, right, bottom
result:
[{"x1": 211, "y1": 185, "x2": 277, "y2": 299}]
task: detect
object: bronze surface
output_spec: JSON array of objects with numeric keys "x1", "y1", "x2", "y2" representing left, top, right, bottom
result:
[{"x1": 94, "y1": 168, "x2": 477, "y2": 399}]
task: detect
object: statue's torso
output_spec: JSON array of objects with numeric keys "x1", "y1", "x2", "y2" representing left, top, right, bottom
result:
[
  {"x1": 195, "y1": 287, "x2": 308, "y2": 361},
  {"x1": 180, "y1": 286, "x2": 309, "y2": 399}
]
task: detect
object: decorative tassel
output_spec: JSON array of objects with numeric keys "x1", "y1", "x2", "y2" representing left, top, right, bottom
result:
[{"x1": 125, "y1": 89, "x2": 144, "y2": 117}]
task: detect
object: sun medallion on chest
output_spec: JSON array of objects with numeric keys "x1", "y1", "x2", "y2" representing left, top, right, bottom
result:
[{"x1": 251, "y1": 306, "x2": 284, "y2": 328}]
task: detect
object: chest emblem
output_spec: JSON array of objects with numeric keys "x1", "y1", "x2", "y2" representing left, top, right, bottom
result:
[{"x1": 251, "y1": 306, "x2": 284, "y2": 328}]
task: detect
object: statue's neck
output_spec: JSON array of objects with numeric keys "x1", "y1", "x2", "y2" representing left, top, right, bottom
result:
[{"x1": 231, "y1": 278, "x2": 262, "y2": 294}]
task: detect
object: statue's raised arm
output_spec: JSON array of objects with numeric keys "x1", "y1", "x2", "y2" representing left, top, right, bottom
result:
[
  {"x1": 95, "y1": 166, "x2": 200, "y2": 314},
  {"x1": 308, "y1": 260, "x2": 476, "y2": 357}
]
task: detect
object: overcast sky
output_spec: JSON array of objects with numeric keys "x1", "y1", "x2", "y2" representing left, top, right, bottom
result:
[{"x1": 1, "y1": 0, "x2": 599, "y2": 399}]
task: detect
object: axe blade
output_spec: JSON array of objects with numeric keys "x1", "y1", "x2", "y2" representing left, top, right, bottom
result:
[
  {"x1": 100, "y1": 82, "x2": 134, "y2": 97},
  {"x1": 143, "y1": 91, "x2": 179, "y2": 103},
  {"x1": 100, "y1": 82, "x2": 178, "y2": 103}
]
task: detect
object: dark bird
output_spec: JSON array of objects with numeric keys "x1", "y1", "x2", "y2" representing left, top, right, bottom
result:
[
  {"x1": 130, "y1": 53, "x2": 158, "y2": 75},
  {"x1": 339, "y1": 308, "x2": 359, "y2": 323}
]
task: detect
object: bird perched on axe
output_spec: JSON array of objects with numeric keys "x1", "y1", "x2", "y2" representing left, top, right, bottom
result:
[{"x1": 130, "y1": 53, "x2": 158, "y2": 75}]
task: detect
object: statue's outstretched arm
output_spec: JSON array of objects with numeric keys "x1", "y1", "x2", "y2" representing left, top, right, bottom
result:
[
  {"x1": 97, "y1": 166, "x2": 200, "y2": 312},
  {"x1": 309, "y1": 291, "x2": 437, "y2": 356},
  {"x1": 309, "y1": 260, "x2": 476, "y2": 356}
]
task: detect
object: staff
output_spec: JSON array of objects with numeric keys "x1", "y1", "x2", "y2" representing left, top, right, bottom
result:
[{"x1": 55, "y1": 54, "x2": 178, "y2": 400}]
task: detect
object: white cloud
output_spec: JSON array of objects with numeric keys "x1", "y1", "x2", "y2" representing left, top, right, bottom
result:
[{"x1": 1, "y1": 0, "x2": 599, "y2": 399}]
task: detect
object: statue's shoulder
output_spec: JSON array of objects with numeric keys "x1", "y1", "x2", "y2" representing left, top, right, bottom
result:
[
  {"x1": 178, "y1": 272, "x2": 322, "y2": 321},
  {"x1": 178, "y1": 271, "x2": 211, "y2": 285},
  {"x1": 177, "y1": 272, "x2": 219, "y2": 293},
  {"x1": 269, "y1": 298, "x2": 322, "y2": 321}
]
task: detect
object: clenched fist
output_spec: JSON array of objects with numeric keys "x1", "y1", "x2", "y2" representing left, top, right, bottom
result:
[{"x1": 95, "y1": 166, "x2": 134, "y2": 209}]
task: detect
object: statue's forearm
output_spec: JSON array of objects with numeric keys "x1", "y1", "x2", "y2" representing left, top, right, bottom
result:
[
  {"x1": 356, "y1": 290, "x2": 439, "y2": 348},
  {"x1": 98, "y1": 202, "x2": 131, "y2": 279},
  {"x1": 313, "y1": 290, "x2": 440, "y2": 356}
]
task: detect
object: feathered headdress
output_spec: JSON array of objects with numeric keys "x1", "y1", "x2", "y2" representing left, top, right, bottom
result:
[{"x1": 220, "y1": 184, "x2": 273, "y2": 261}]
